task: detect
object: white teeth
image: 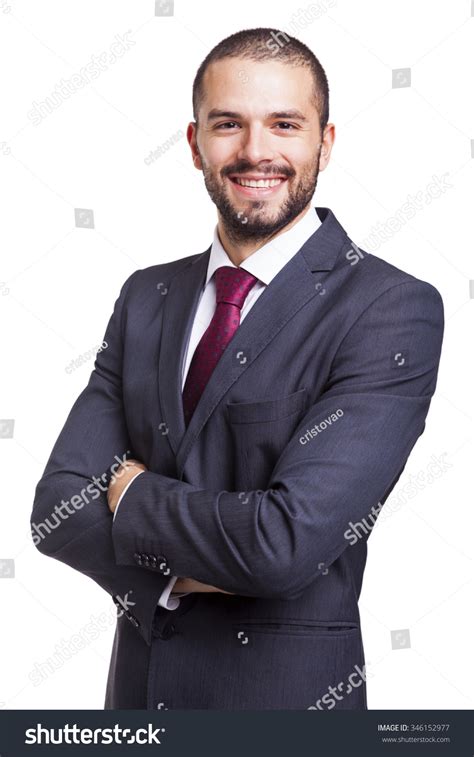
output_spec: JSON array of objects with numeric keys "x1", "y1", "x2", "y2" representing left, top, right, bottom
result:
[{"x1": 233, "y1": 177, "x2": 283, "y2": 188}]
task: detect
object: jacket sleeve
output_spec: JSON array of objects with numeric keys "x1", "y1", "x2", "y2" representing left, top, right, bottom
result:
[
  {"x1": 30, "y1": 271, "x2": 172, "y2": 646},
  {"x1": 111, "y1": 280, "x2": 444, "y2": 601}
]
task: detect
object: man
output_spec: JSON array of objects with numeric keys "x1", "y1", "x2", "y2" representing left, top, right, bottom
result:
[{"x1": 31, "y1": 28, "x2": 444, "y2": 710}]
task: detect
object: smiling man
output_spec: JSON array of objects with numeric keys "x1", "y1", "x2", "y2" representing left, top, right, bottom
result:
[
  {"x1": 190, "y1": 35, "x2": 332, "y2": 261},
  {"x1": 32, "y1": 28, "x2": 444, "y2": 710}
]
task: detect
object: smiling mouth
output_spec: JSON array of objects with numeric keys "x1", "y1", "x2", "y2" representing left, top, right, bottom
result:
[
  {"x1": 230, "y1": 176, "x2": 286, "y2": 188},
  {"x1": 227, "y1": 175, "x2": 289, "y2": 195}
]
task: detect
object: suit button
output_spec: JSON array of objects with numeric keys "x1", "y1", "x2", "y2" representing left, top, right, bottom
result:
[
  {"x1": 134, "y1": 552, "x2": 142, "y2": 566},
  {"x1": 148, "y1": 555, "x2": 157, "y2": 568},
  {"x1": 142, "y1": 553, "x2": 151, "y2": 567},
  {"x1": 160, "y1": 623, "x2": 176, "y2": 640}
]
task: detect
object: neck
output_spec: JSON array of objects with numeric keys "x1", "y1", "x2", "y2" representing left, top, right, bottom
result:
[{"x1": 217, "y1": 203, "x2": 312, "y2": 266}]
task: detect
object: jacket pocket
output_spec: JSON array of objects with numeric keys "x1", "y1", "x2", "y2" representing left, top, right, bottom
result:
[
  {"x1": 226, "y1": 386, "x2": 307, "y2": 424},
  {"x1": 226, "y1": 387, "x2": 308, "y2": 490},
  {"x1": 233, "y1": 619, "x2": 360, "y2": 638}
]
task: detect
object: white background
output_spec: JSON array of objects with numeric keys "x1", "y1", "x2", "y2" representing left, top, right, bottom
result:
[{"x1": 0, "y1": 0, "x2": 472, "y2": 709}]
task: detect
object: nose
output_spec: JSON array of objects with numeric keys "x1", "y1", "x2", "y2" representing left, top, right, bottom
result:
[{"x1": 236, "y1": 122, "x2": 277, "y2": 166}]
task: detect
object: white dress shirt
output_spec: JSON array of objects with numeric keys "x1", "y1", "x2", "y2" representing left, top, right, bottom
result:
[{"x1": 113, "y1": 206, "x2": 321, "y2": 609}]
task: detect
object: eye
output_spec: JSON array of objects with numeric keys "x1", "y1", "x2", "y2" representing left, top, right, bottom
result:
[
  {"x1": 215, "y1": 121, "x2": 240, "y2": 129},
  {"x1": 275, "y1": 122, "x2": 297, "y2": 130}
]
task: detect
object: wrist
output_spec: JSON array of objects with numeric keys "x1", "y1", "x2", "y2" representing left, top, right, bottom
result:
[{"x1": 108, "y1": 461, "x2": 146, "y2": 513}]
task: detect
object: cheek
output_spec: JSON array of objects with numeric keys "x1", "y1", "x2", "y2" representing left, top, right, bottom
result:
[
  {"x1": 280, "y1": 140, "x2": 317, "y2": 171},
  {"x1": 203, "y1": 138, "x2": 237, "y2": 171}
]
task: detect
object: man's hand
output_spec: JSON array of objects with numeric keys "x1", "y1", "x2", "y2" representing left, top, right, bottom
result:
[
  {"x1": 172, "y1": 577, "x2": 235, "y2": 595},
  {"x1": 108, "y1": 462, "x2": 236, "y2": 595},
  {"x1": 107, "y1": 458, "x2": 147, "y2": 514}
]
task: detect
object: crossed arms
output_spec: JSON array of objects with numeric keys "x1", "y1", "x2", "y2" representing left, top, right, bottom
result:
[
  {"x1": 31, "y1": 270, "x2": 444, "y2": 645},
  {"x1": 107, "y1": 459, "x2": 232, "y2": 596}
]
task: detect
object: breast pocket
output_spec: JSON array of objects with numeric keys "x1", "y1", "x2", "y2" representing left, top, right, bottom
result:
[{"x1": 226, "y1": 387, "x2": 308, "y2": 490}]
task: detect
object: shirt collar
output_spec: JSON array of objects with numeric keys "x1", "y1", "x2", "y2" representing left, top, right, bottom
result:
[{"x1": 205, "y1": 206, "x2": 321, "y2": 287}]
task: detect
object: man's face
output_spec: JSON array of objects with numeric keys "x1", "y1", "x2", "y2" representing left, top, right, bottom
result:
[{"x1": 188, "y1": 57, "x2": 333, "y2": 243}]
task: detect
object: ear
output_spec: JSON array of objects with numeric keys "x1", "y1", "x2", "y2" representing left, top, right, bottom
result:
[
  {"x1": 318, "y1": 123, "x2": 336, "y2": 172},
  {"x1": 187, "y1": 122, "x2": 202, "y2": 170}
]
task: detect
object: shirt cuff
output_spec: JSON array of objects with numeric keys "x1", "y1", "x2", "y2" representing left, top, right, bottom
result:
[
  {"x1": 112, "y1": 469, "x2": 145, "y2": 521},
  {"x1": 158, "y1": 575, "x2": 184, "y2": 610}
]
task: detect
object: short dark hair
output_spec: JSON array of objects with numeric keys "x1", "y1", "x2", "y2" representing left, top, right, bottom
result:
[{"x1": 192, "y1": 27, "x2": 329, "y2": 133}]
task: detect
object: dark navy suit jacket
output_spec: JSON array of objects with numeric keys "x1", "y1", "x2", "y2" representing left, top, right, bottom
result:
[{"x1": 31, "y1": 207, "x2": 444, "y2": 709}]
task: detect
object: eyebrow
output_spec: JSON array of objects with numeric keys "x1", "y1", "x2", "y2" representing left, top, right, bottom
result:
[{"x1": 206, "y1": 109, "x2": 308, "y2": 123}]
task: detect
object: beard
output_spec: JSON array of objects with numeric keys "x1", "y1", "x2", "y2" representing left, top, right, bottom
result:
[{"x1": 198, "y1": 150, "x2": 321, "y2": 245}]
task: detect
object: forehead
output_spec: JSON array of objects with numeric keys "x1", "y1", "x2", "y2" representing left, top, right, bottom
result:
[{"x1": 200, "y1": 57, "x2": 316, "y2": 116}]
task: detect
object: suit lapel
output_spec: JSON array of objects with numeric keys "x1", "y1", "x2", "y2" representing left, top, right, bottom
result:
[
  {"x1": 158, "y1": 207, "x2": 349, "y2": 480},
  {"x1": 158, "y1": 248, "x2": 210, "y2": 460}
]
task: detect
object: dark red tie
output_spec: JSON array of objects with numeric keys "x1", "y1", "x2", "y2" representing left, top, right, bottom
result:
[{"x1": 182, "y1": 265, "x2": 259, "y2": 426}]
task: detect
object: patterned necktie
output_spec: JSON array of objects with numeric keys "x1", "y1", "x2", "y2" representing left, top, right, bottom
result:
[{"x1": 182, "y1": 265, "x2": 259, "y2": 426}]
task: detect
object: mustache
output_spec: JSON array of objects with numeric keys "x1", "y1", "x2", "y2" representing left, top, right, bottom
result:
[{"x1": 221, "y1": 163, "x2": 295, "y2": 179}]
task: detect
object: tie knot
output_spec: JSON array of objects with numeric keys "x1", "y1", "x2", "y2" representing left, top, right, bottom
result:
[{"x1": 214, "y1": 266, "x2": 259, "y2": 310}]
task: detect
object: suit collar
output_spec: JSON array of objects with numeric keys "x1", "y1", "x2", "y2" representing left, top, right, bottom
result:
[{"x1": 158, "y1": 206, "x2": 350, "y2": 478}]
